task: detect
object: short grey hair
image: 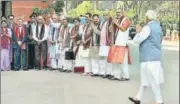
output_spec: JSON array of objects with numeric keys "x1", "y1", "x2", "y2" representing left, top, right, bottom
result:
[{"x1": 145, "y1": 10, "x2": 157, "y2": 20}]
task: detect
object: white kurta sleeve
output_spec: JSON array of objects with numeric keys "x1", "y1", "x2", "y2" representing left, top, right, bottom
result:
[
  {"x1": 49, "y1": 18, "x2": 54, "y2": 24},
  {"x1": 7, "y1": 28, "x2": 12, "y2": 38},
  {"x1": 93, "y1": 27, "x2": 101, "y2": 36},
  {"x1": 32, "y1": 27, "x2": 39, "y2": 42},
  {"x1": 133, "y1": 26, "x2": 151, "y2": 44},
  {"x1": 42, "y1": 25, "x2": 49, "y2": 42}
]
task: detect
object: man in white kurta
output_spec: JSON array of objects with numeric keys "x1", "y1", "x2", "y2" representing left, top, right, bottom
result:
[
  {"x1": 58, "y1": 18, "x2": 73, "y2": 72},
  {"x1": 48, "y1": 14, "x2": 61, "y2": 70},
  {"x1": 91, "y1": 14, "x2": 101, "y2": 76},
  {"x1": 129, "y1": 10, "x2": 164, "y2": 104},
  {"x1": 98, "y1": 12, "x2": 113, "y2": 78},
  {"x1": 111, "y1": 9, "x2": 131, "y2": 81},
  {"x1": 33, "y1": 16, "x2": 49, "y2": 70}
]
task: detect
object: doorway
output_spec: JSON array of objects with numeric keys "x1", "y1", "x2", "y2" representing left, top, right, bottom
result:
[{"x1": 1, "y1": 1, "x2": 6, "y2": 16}]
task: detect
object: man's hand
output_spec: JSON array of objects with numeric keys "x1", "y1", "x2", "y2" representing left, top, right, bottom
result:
[
  {"x1": 82, "y1": 40, "x2": 86, "y2": 45},
  {"x1": 77, "y1": 41, "x2": 81, "y2": 45},
  {"x1": 52, "y1": 41, "x2": 56, "y2": 44},
  {"x1": 29, "y1": 35, "x2": 33, "y2": 39},
  {"x1": 136, "y1": 24, "x2": 142, "y2": 33},
  {"x1": 18, "y1": 41, "x2": 22, "y2": 46},
  {"x1": 112, "y1": 19, "x2": 118, "y2": 24},
  {"x1": 38, "y1": 40, "x2": 42, "y2": 45},
  {"x1": 1, "y1": 34, "x2": 5, "y2": 37}
]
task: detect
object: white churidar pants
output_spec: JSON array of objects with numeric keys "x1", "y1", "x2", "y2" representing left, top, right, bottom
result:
[
  {"x1": 82, "y1": 57, "x2": 92, "y2": 73},
  {"x1": 57, "y1": 48, "x2": 73, "y2": 70},
  {"x1": 91, "y1": 59, "x2": 100, "y2": 74},
  {"x1": 136, "y1": 61, "x2": 164, "y2": 103},
  {"x1": 49, "y1": 45, "x2": 57, "y2": 69},
  {"x1": 99, "y1": 57, "x2": 113, "y2": 75},
  {"x1": 112, "y1": 49, "x2": 129, "y2": 79}
]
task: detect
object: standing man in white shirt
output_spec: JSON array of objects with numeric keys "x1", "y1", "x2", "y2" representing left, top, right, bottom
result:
[
  {"x1": 129, "y1": 10, "x2": 164, "y2": 104},
  {"x1": 110, "y1": 8, "x2": 131, "y2": 81},
  {"x1": 91, "y1": 14, "x2": 101, "y2": 77},
  {"x1": 33, "y1": 15, "x2": 49, "y2": 70},
  {"x1": 48, "y1": 14, "x2": 61, "y2": 70}
]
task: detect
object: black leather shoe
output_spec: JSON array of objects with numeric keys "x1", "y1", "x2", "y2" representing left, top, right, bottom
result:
[
  {"x1": 128, "y1": 97, "x2": 140, "y2": 104},
  {"x1": 109, "y1": 77, "x2": 120, "y2": 81},
  {"x1": 120, "y1": 78, "x2": 130, "y2": 81},
  {"x1": 23, "y1": 68, "x2": 29, "y2": 71},
  {"x1": 107, "y1": 75, "x2": 114, "y2": 79},
  {"x1": 58, "y1": 68, "x2": 64, "y2": 72},
  {"x1": 91, "y1": 74, "x2": 99, "y2": 77},
  {"x1": 102, "y1": 75, "x2": 110, "y2": 78},
  {"x1": 62, "y1": 70, "x2": 67, "y2": 72},
  {"x1": 99, "y1": 75, "x2": 104, "y2": 78}
]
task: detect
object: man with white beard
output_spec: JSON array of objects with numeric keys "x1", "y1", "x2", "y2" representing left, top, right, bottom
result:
[
  {"x1": 48, "y1": 14, "x2": 61, "y2": 70},
  {"x1": 129, "y1": 10, "x2": 164, "y2": 104}
]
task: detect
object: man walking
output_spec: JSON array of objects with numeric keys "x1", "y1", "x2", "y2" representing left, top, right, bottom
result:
[{"x1": 129, "y1": 10, "x2": 164, "y2": 104}]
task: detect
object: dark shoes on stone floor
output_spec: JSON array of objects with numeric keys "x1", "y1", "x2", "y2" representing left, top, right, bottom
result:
[
  {"x1": 128, "y1": 97, "x2": 141, "y2": 104},
  {"x1": 102, "y1": 75, "x2": 112, "y2": 79},
  {"x1": 58, "y1": 69, "x2": 72, "y2": 73},
  {"x1": 91, "y1": 74, "x2": 99, "y2": 77},
  {"x1": 110, "y1": 77, "x2": 130, "y2": 81},
  {"x1": 120, "y1": 78, "x2": 130, "y2": 81}
]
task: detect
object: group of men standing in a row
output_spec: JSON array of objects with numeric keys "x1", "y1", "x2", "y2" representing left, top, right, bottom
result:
[
  {"x1": 1, "y1": 8, "x2": 164, "y2": 104},
  {"x1": 1, "y1": 14, "x2": 49, "y2": 71},
  {"x1": 1, "y1": 8, "x2": 131, "y2": 81}
]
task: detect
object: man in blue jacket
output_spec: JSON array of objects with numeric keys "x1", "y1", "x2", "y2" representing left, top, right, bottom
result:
[{"x1": 129, "y1": 10, "x2": 164, "y2": 104}]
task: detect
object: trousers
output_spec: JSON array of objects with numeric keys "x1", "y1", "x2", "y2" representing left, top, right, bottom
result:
[
  {"x1": 82, "y1": 57, "x2": 91, "y2": 73},
  {"x1": 91, "y1": 59, "x2": 100, "y2": 74},
  {"x1": 27, "y1": 44, "x2": 35, "y2": 68},
  {"x1": 13, "y1": 47, "x2": 27, "y2": 70},
  {"x1": 136, "y1": 84, "x2": 163, "y2": 103},
  {"x1": 49, "y1": 44, "x2": 58, "y2": 69},
  {"x1": 1, "y1": 49, "x2": 11, "y2": 71},
  {"x1": 57, "y1": 48, "x2": 73, "y2": 70},
  {"x1": 112, "y1": 49, "x2": 129, "y2": 79},
  {"x1": 99, "y1": 57, "x2": 113, "y2": 75}
]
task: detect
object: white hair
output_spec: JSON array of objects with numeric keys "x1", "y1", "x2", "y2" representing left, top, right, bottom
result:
[{"x1": 145, "y1": 10, "x2": 157, "y2": 20}]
